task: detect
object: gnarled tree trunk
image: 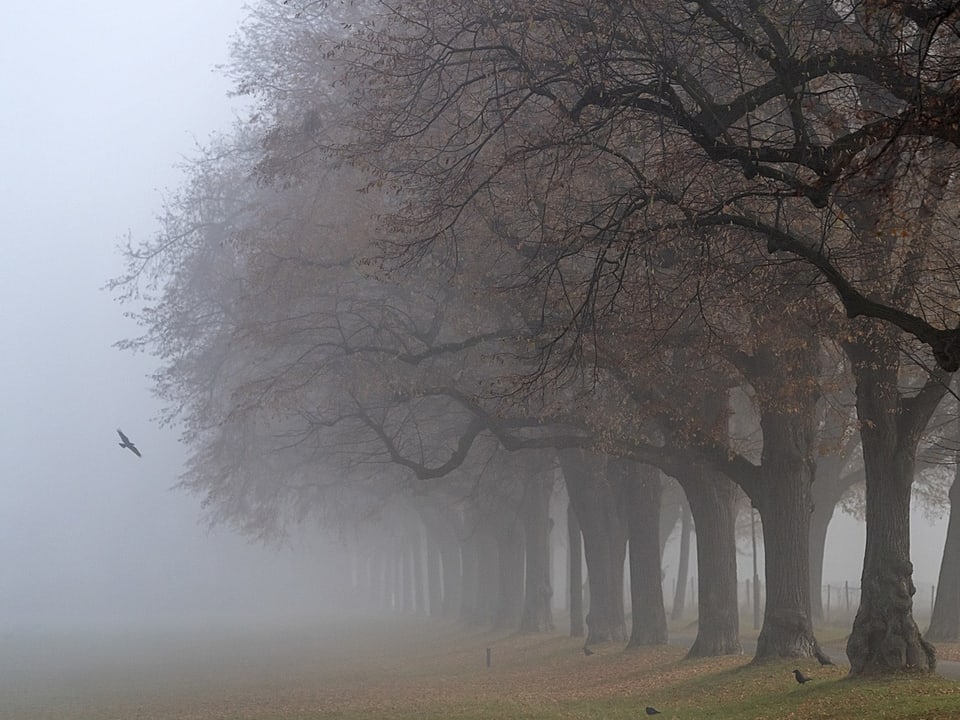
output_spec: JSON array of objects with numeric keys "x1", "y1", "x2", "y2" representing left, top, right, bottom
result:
[
  {"x1": 847, "y1": 449, "x2": 932, "y2": 673},
  {"x1": 845, "y1": 333, "x2": 946, "y2": 675}
]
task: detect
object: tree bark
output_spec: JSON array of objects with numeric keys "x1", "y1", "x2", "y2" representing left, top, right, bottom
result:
[
  {"x1": 749, "y1": 400, "x2": 832, "y2": 662},
  {"x1": 616, "y1": 461, "x2": 668, "y2": 647},
  {"x1": 558, "y1": 449, "x2": 628, "y2": 643},
  {"x1": 568, "y1": 499, "x2": 585, "y2": 637},
  {"x1": 520, "y1": 474, "x2": 556, "y2": 632},
  {"x1": 726, "y1": 343, "x2": 829, "y2": 664},
  {"x1": 844, "y1": 333, "x2": 946, "y2": 674},
  {"x1": 847, "y1": 446, "x2": 933, "y2": 672},
  {"x1": 928, "y1": 466, "x2": 960, "y2": 641},
  {"x1": 679, "y1": 467, "x2": 742, "y2": 657}
]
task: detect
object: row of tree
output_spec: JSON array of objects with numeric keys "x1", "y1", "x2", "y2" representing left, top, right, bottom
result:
[{"x1": 114, "y1": 0, "x2": 960, "y2": 676}]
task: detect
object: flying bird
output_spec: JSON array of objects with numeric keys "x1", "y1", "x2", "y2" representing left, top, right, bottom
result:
[
  {"x1": 116, "y1": 429, "x2": 141, "y2": 457},
  {"x1": 645, "y1": 707, "x2": 662, "y2": 715},
  {"x1": 583, "y1": 646, "x2": 594, "y2": 656},
  {"x1": 793, "y1": 668, "x2": 812, "y2": 684}
]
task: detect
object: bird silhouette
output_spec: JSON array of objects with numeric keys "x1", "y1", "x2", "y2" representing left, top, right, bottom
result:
[
  {"x1": 646, "y1": 707, "x2": 661, "y2": 715},
  {"x1": 583, "y1": 646, "x2": 594, "y2": 656},
  {"x1": 117, "y1": 429, "x2": 141, "y2": 457},
  {"x1": 793, "y1": 668, "x2": 812, "y2": 684},
  {"x1": 817, "y1": 653, "x2": 835, "y2": 666}
]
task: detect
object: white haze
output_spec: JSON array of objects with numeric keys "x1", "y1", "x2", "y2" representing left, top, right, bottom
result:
[
  {"x1": 0, "y1": 1, "x2": 950, "y2": 638},
  {"x1": 0, "y1": 1, "x2": 350, "y2": 634}
]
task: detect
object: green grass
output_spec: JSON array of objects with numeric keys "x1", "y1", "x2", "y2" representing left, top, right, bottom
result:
[{"x1": 2, "y1": 617, "x2": 958, "y2": 719}]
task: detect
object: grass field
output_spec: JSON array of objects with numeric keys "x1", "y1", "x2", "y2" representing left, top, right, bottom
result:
[{"x1": 1, "y1": 615, "x2": 959, "y2": 719}]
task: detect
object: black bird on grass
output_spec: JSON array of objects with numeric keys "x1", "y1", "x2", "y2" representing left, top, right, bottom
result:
[
  {"x1": 116, "y1": 429, "x2": 141, "y2": 457},
  {"x1": 645, "y1": 707, "x2": 661, "y2": 715},
  {"x1": 583, "y1": 646, "x2": 594, "y2": 656},
  {"x1": 793, "y1": 668, "x2": 813, "y2": 684}
]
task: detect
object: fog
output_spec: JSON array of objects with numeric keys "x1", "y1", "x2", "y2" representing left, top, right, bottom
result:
[
  {"x1": 0, "y1": 0, "x2": 951, "y2": 644},
  {"x1": 0, "y1": 1, "x2": 352, "y2": 634}
]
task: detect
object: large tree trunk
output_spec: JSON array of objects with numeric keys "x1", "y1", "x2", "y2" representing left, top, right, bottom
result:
[
  {"x1": 730, "y1": 343, "x2": 828, "y2": 664},
  {"x1": 752, "y1": 471, "x2": 821, "y2": 660},
  {"x1": 748, "y1": 382, "x2": 828, "y2": 663},
  {"x1": 558, "y1": 449, "x2": 628, "y2": 643},
  {"x1": 679, "y1": 467, "x2": 742, "y2": 657},
  {"x1": 671, "y1": 500, "x2": 692, "y2": 622},
  {"x1": 928, "y1": 467, "x2": 960, "y2": 641},
  {"x1": 568, "y1": 499, "x2": 585, "y2": 637},
  {"x1": 520, "y1": 475, "x2": 556, "y2": 632},
  {"x1": 847, "y1": 443, "x2": 933, "y2": 672},
  {"x1": 844, "y1": 334, "x2": 945, "y2": 675},
  {"x1": 616, "y1": 461, "x2": 668, "y2": 647}
]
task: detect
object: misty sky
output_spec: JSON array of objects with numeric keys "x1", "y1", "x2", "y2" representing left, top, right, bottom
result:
[
  {"x1": 0, "y1": 2, "x2": 949, "y2": 631},
  {"x1": 0, "y1": 2, "x2": 343, "y2": 629}
]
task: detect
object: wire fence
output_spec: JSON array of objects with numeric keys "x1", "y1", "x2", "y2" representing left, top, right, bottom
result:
[{"x1": 732, "y1": 579, "x2": 940, "y2": 623}]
